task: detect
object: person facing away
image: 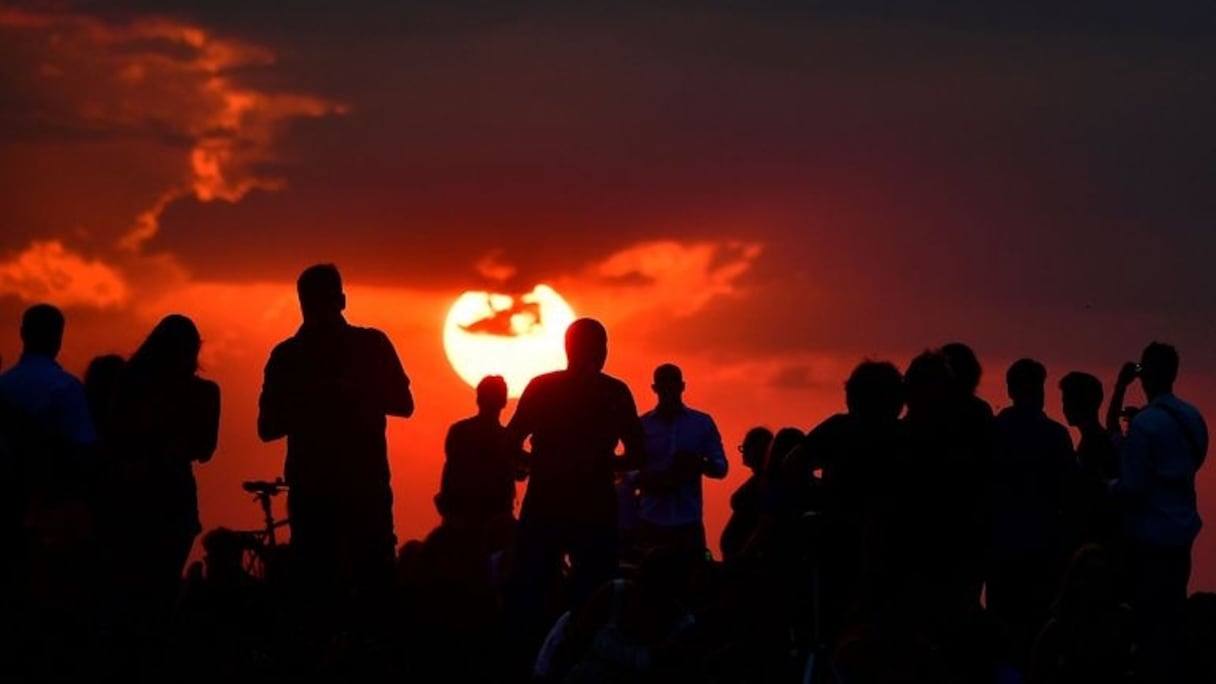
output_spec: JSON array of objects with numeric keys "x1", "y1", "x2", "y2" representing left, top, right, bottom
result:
[
  {"x1": 436, "y1": 374, "x2": 526, "y2": 531},
  {"x1": 257, "y1": 264, "x2": 414, "y2": 630},
  {"x1": 104, "y1": 314, "x2": 220, "y2": 670},
  {"x1": 986, "y1": 358, "x2": 1077, "y2": 670},
  {"x1": 797, "y1": 360, "x2": 905, "y2": 632},
  {"x1": 634, "y1": 363, "x2": 728, "y2": 556},
  {"x1": 1106, "y1": 342, "x2": 1208, "y2": 684},
  {"x1": 0, "y1": 304, "x2": 97, "y2": 500},
  {"x1": 0, "y1": 304, "x2": 97, "y2": 677},
  {"x1": 1059, "y1": 371, "x2": 1118, "y2": 548},
  {"x1": 503, "y1": 317, "x2": 646, "y2": 671}
]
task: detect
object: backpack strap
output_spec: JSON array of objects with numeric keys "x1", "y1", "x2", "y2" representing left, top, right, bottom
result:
[{"x1": 1153, "y1": 401, "x2": 1206, "y2": 469}]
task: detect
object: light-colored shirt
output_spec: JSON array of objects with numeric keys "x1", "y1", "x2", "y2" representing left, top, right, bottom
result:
[
  {"x1": 1112, "y1": 393, "x2": 1208, "y2": 546},
  {"x1": 0, "y1": 353, "x2": 95, "y2": 446},
  {"x1": 638, "y1": 405, "x2": 727, "y2": 527}
]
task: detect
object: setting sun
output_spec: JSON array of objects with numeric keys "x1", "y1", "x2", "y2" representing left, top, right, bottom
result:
[{"x1": 442, "y1": 284, "x2": 576, "y2": 398}]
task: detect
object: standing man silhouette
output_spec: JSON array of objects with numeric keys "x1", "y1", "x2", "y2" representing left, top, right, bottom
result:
[
  {"x1": 635, "y1": 363, "x2": 728, "y2": 556},
  {"x1": 257, "y1": 264, "x2": 414, "y2": 643},
  {"x1": 435, "y1": 374, "x2": 525, "y2": 532},
  {"x1": 503, "y1": 317, "x2": 646, "y2": 672}
]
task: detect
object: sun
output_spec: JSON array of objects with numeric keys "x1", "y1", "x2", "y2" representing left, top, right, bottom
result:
[{"x1": 443, "y1": 284, "x2": 576, "y2": 398}]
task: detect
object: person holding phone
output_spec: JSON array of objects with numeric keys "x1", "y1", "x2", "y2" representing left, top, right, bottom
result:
[{"x1": 1106, "y1": 342, "x2": 1208, "y2": 684}]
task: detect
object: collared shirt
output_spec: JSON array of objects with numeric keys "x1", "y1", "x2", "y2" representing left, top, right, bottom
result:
[
  {"x1": 0, "y1": 353, "x2": 95, "y2": 447},
  {"x1": 1112, "y1": 392, "x2": 1208, "y2": 546},
  {"x1": 638, "y1": 405, "x2": 728, "y2": 527}
]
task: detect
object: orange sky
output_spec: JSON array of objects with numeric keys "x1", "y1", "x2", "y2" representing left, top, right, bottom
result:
[{"x1": 3, "y1": 2, "x2": 1216, "y2": 590}]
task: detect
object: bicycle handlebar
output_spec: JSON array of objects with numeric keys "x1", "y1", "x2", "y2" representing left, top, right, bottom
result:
[{"x1": 241, "y1": 478, "x2": 289, "y2": 496}]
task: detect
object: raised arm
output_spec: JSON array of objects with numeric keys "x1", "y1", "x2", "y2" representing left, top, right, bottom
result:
[
  {"x1": 1111, "y1": 417, "x2": 1149, "y2": 499},
  {"x1": 1106, "y1": 362, "x2": 1138, "y2": 436}
]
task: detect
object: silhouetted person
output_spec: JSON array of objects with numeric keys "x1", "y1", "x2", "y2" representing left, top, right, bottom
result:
[
  {"x1": 436, "y1": 375, "x2": 525, "y2": 532},
  {"x1": 1059, "y1": 371, "x2": 1118, "y2": 548},
  {"x1": 173, "y1": 527, "x2": 270, "y2": 678},
  {"x1": 83, "y1": 353, "x2": 125, "y2": 442},
  {"x1": 986, "y1": 358, "x2": 1076, "y2": 670},
  {"x1": 941, "y1": 341, "x2": 995, "y2": 603},
  {"x1": 503, "y1": 317, "x2": 646, "y2": 675},
  {"x1": 634, "y1": 363, "x2": 728, "y2": 556},
  {"x1": 257, "y1": 264, "x2": 414, "y2": 644},
  {"x1": 797, "y1": 360, "x2": 905, "y2": 638},
  {"x1": 719, "y1": 426, "x2": 773, "y2": 561},
  {"x1": 0, "y1": 304, "x2": 96, "y2": 678},
  {"x1": 105, "y1": 314, "x2": 219, "y2": 675},
  {"x1": 896, "y1": 350, "x2": 985, "y2": 641},
  {"x1": 0, "y1": 303, "x2": 96, "y2": 498},
  {"x1": 1107, "y1": 342, "x2": 1208, "y2": 684},
  {"x1": 1026, "y1": 544, "x2": 1133, "y2": 684}
]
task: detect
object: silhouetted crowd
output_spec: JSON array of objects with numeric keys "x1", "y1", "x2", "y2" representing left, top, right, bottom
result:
[{"x1": 0, "y1": 263, "x2": 1213, "y2": 683}]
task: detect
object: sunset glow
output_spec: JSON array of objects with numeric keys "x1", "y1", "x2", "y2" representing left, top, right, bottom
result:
[{"x1": 442, "y1": 285, "x2": 576, "y2": 398}]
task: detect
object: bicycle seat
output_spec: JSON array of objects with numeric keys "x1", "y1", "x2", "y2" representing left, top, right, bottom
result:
[{"x1": 242, "y1": 479, "x2": 288, "y2": 495}]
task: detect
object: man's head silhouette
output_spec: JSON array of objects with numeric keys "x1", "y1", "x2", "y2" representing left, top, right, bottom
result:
[
  {"x1": 1060, "y1": 371, "x2": 1103, "y2": 428},
  {"x1": 477, "y1": 375, "x2": 508, "y2": 415},
  {"x1": 297, "y1": 264, "x2": 346, "y2": 322},
  {"x1": 652, "y1": 363, "x2": 685, "y2": 409},
  {"x1": 565, "y1": 318, "x2": 608, "y2": 373},
  {"x1": 845, "y1": 360, "x2": 904, "y2": 421},
  {"x1": 1007, "y1": 358, "x2": 1047, "y2": 410},
  {"x1": 1140, "y1": 341, "x2": 1179, "y2": 399},
  {"x1": 21, "y1": 303, "x2": 65, "y2": 358},
  {"x1": 942, "y1": 342, "x2": 982, "y2": 396}
]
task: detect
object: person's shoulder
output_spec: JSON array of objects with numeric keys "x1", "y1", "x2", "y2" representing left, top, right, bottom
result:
[
  {"x1": 268, "y1": 335, "x2": 301, "y2": 358},
  {"x1": 348, "y1": 324, "x2": 394, "y2": 347},
  {"x1": 597, "y1": 372, "x2": 634, "y2": 395},
  {"x1": 526, "y1": 370, "x2": 564, "y2": 391},
  {"x1": 684, "y1": 406, "x2": 717, "y2": 424},
  {"x1": 1171, "y1": 395, "x2": 1206, "y2": 423},
  {"x1": 191, "y1": 376, "x2": 221, "y2": 396},
  {"x1": 449, "y1": 415, "x2": 480, "y2": 432}
]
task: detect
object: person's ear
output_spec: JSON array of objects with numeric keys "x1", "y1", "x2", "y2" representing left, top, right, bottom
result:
[{"x1": 338, "y1": 293, "x2": 347, "y2": 311}]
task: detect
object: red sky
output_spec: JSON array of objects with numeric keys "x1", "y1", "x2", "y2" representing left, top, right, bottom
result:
[{"x1": 2, "y1": 1, "x2": 1216, "y2": 589}]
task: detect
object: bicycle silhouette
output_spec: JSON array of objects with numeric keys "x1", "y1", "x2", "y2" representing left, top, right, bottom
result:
[{"x1": 236, "y1": 478, "x2": 291, "y2": 582}]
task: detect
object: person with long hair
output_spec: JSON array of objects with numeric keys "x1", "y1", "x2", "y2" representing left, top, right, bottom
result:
[{"x1": 103, "y1": 314, "x2": 219, "y2": 673}]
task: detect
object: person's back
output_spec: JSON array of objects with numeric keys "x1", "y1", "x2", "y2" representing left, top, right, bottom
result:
[
  {"x1": 257, "y1": 264, "x2": 413, "y2": 649},
  {"x1": 262, "y1": 322, "x2": 409, "y2": 494},
  {"x1": 439, "y1": 416, "x2": 517, "y2": 524},
  {"x1": 514, "y1": 369, "x2": 641, "y2": 527},
  {"x1": 989, "y1": 405, "x2": 1076, "y2": 556},
  {"x1": 1119, "y1": 392, "x2": 1207, "y2": 544},
  {"x1": 0, "y1": 305, "x2": 96, "y2": 490},
  {"x1": 504, "y1": 318, "x2": 645, "y2": 679}
]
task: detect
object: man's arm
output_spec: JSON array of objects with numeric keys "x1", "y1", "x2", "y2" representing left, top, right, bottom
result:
[
  {"x1": 615, "y1": 386, "x2": 647, "y2": 472},
  {"x1": 1110, "y1": 418, "x2": 1150, "y2": 499},
  {"x1": 699, "y1": 416, "x2": 729, "y2": 479},
  {"x1": 1106, "y1": 362, "x2": 1138, "y2": 436},
  {"x1": 53, "y1": 379, "x2": 98, "y2": 492},
  {"x1": 506, "y1": 378, "x2": 539, "y2": 452},
  {"x1": 257, "y1": 348, "x2": 289, "y2": 442},
  {"x1": 376, "y1": 331, "x2": 414, "y2": 418}
]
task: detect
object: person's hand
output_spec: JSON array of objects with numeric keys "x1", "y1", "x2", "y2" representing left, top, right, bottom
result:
[{"x1": 1116, "y1": 361, "x2": 1140, "y2": 389}]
